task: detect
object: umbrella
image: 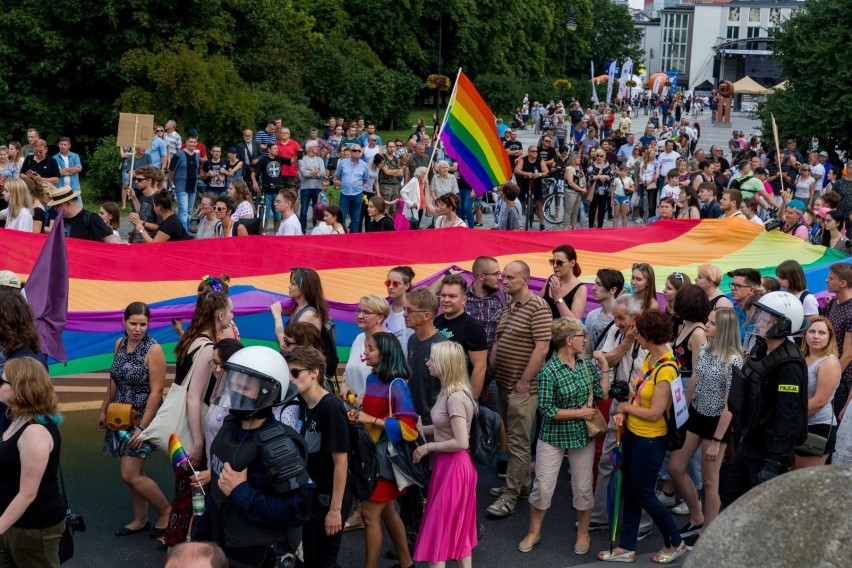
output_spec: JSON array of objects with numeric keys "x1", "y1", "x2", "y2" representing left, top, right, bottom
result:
[{"x1": 607, "y1": 423, "x2": 624, "y2": 553}]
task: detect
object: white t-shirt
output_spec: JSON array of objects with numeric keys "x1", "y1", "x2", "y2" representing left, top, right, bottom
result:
[
  {"x1": 601, "y1": 324, "x2": 648, "y2": 411},
  {"x1": 383, "y1": 308, "x2": 413, "y2": 357},
  {"x1": 661, "y1": 183, "x2": 681, "y2": 202},
  {"x1": 658, "y1": 150, "x2": 680, "y2": 176},
  {"x1": 276, "y1": 213, "x2": 302, "y2": 236},
  {"x1": 797, "y1": 291, "x2": 820, "y2": 318},
  {"x1": 2, "y1": 208, "x2": 33, "y2": 232}
]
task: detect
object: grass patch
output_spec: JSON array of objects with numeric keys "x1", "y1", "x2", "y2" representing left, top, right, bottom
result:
[{"x1": 378, "y1": 108, "x2": 447, "y2": 143}]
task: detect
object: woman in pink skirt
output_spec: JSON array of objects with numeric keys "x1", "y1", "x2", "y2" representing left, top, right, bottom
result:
[{"x1": 412, "y1": 342, "x2": 478, "y2": 567}]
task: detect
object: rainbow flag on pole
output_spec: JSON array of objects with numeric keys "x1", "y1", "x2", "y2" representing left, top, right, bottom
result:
[
  {"x1": 439, "y1": 70, "x2": 512, "y2": 196},
  {"x1": 169, "y1": 433, "x2": 190, "y2": 470}
]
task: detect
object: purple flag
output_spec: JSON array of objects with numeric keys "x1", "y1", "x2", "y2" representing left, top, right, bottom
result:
[{"x1": 23, "y1": 216, "x2": 69, "y2": 363}]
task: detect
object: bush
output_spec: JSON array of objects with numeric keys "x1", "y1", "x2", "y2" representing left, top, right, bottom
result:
[
  {"x1": 474, "y1": 74, "x2": 525, "y2": 117},
  {"x1": 85, "y1": 136, "x2": 122, "y2": 202}
]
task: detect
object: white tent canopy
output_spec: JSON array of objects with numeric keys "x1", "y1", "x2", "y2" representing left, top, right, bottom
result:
[{"x1": 731, "y1": 76, "x2": 771, "y2": 95}]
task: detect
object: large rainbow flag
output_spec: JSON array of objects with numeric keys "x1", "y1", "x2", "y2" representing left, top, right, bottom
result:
[
  {"x1": 1, "y1": 219, "x2": 848, "y2": 376},
  {"x1": 439, "y1": 70, "x2": 513, "y2": 196}
]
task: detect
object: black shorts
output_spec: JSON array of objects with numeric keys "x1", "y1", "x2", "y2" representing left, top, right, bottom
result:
[
  {"x1": 794, "y1": 423, "x2": 837, "y2": 457},
  {"x1": 685, "y1": 405, "x2": 728, "y2": 441},
  {"x1": 519, "y1": 182, "x2": 544, "y2": 203}
]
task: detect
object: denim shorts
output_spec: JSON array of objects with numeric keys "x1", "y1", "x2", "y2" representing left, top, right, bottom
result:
[{"x1": 613, "y1": 194, "x2": 630, "y2": 205}]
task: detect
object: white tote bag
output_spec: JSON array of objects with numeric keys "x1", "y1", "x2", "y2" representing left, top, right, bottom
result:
[{"x1": 138, "y1": 342, "x2": 212, "y2": 452}]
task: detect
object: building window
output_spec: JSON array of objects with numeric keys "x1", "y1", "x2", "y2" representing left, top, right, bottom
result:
[
  {"x1": 746, "y1": 26, "x2": 761, "y2": 50},
  {"x1": 726, "y1": 26, "x2": 740, "y2": 40},
  {"x1": 769, "y1": 8, "x2": 781, "y2": 26},
  {"x1": 728, "y1": 7, "x2": 740, "y2": 22},
  {"x1": 749, "y1": 8, "x2": 761, "y2": 23},
  {"x1": 661, "y1": 12, "x2": 688, "y2": 74}
]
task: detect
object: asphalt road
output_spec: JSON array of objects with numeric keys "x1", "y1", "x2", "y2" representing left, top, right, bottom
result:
[{"x1": 59, "y1": 396, "x2": 686, "y2": 567}]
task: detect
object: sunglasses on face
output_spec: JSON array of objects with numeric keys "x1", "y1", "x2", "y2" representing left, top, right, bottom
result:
[
  {"x1": 548, "y1": 259, "x2": 567, "y2": 268},
  {"x1": 385, "y1": 280, "x2": 403, "y2": 289},
  {"x1": 134, "y1": 177, "x2": 146, "y2": 182},
  {"x1": 213, "y1": 206, "x2": 227, "y2": 212},
  {"x1": 289, "y1": 367, "x2": 307, "y2": 378}
]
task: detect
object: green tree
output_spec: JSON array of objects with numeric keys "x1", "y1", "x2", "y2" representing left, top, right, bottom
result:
[
  {"x1": 757, "y1": 0, "x2": 852, "y2": 155},
  {"x1": 584, "y1": 0, "x2": 644, "y2": 73}
]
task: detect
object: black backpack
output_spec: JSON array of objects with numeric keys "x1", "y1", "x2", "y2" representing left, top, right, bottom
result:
[
  {"x1": 459, "y1": 392, "x2": 502, "y2": 466},
  {"x1": 237, "y1": 217, "x2": 262, "y2": 235},
  {"x1": 321, "y1": 317, "x2": 339, "y2": 379},
  {"x1": 347, "y1": 423, "x2": 379, "y2": 501},
  {"x1": 652, "y1": 362, "x2": 687, "y2": 451}
]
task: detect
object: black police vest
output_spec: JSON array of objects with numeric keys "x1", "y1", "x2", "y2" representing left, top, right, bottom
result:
[
  {"x1": 729, "y1": 340, "x2": 806, "y2": 444},
  {"x1": 209, "y1": 417, "x2": 293, "y2": 549}
]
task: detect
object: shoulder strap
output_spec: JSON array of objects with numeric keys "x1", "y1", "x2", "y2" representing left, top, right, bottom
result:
[
  {"x1": 594, "y1": 320, "x2": 616, "y2": 351},
  {"x1": 652, "y1": 362, "x2": 680, "y2": 384},
  {"x1": 799, "y1": 290, "x2": 810, "y2": 303},
  {"x1": 388, "y1": 377, "x2": 404, "y2": 417}
]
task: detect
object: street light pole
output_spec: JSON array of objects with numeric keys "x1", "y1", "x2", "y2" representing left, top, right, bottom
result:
[
  {"x1": 436, "y1": 2, "x2": 443, "y2": 112},
  {"x1": 562, "y1": 5, "x2": 578, "y2": 76}
]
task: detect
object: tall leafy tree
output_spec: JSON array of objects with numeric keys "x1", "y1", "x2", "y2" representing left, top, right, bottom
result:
[{"x1": 758, "y1": 0, "x2": 852, "y2": 155}]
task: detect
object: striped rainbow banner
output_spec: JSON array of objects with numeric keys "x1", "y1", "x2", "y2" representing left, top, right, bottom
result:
[{"x1": 1, "y1": 219, "x2": 848, "y2": 376}]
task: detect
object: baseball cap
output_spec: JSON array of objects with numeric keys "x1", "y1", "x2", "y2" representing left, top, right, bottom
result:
[
  {"x1": 227, "y1": 146, "x2": 237, "y2": 153},
  {"x1": 0, "y1": 270, "x2": 21, "y2": 289},
  {"x1": 819, "y1": 151, "x2": 828, "y2": 157},
  {"x1": 188, "y1": 128, "x2": 199, "y2": 137},
  {"x1": 816, "y1": 207, "x2": 831, "y2": 219}
]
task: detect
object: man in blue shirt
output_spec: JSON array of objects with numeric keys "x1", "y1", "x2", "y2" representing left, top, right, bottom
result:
[
  {"x1": 334, "y1": 144, "x2": 370, "y2": 233},
  {"x1": 616, "y1": 133, "x2": 636, "y2": 165},
  {"x1": 146, "y1": 125, "x2": 169, "y2": 172},
  {"x1": 639, "y1": 126, "x2": 656, "y2": 149}
]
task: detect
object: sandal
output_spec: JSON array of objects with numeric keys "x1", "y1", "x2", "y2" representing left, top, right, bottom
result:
[
  {"x1": 651, "y1": 542, "x2": 688, "y2": 564},
  {"x1": 518, "y1": 534, "x2": 541, "y2": 553},
  {"x1": 597, "y1": 549, "x2": 636, "y2": 562}
]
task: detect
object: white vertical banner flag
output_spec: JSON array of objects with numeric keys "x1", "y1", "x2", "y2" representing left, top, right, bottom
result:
[
  {"x1": 652, "y1": 75, "x2": 664, "y2": 96},
  {"x1": 590, "y1": 61, "x2": 599, "y2": 105},
  {"x1": 617, "y1": 58, "x2": 633, "y2": 101},
  {"x1": 606, "y1": 61, "x2": 618, "y2": 104}
]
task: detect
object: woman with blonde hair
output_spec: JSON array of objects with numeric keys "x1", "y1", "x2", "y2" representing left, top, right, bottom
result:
[
  {"x1": 0, "y1": 357, "x2": 66, "y2": 566},
  {"x1": 341, "y1": 295, "x2": 391, "y2": 407},
  {"x1": 796, "y1": 316, "x2": 840, "y2": 469},
  {"x1": 668, "y1": 307, "x2": 742, "y2": 540},
  {"x1": 519, "y1": 318, "x2": 609, "y2": 556},
  {"x1": 0, "y1": 178, "x2": 34, "y2": 232},
  {"x1": 412, "y1": 342, "x2": 479, "y2": 567},
  {"x1": 695, "y1": 264, "x2": 734, "y2": 311}
]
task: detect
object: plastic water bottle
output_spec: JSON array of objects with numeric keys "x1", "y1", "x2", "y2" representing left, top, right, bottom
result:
[
  {"x1": 191, "y1": 486, "x2": 206, "y2": 516},
  {"x1": 116, "y1": 429, "x2": 151, "y2": 458}
]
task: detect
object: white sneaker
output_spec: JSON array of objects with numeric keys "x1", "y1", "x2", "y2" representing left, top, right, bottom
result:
[
  {"x1": 656, "y1": 489, "x2": 676, "y2": 507},
  {"x1": 672, "y1": 499, "x2": 698, "y2": 516}
]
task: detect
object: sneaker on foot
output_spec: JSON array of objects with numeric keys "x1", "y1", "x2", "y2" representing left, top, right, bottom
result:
[
  {"x1": 488, "y1": 486, "x2": 530, "y2": 498},
  {"x1": 672, "y1": 499, "x2": 697, "y2": 516},
  {"x1": 679, "y1": 521, "x2": 703, "y2": 539},
  {"x1": 656, "y1": 489, "x2": 676, "y2": 507},
  {"x1": 637, "y1": 527, "x2": 653, "y2": 542},
  {"x1": 575, "y1": 520, "x2": 609, "y2": 532},
  {"x1": 486, "y1": 495, "x2": 516, "y2": 518}
]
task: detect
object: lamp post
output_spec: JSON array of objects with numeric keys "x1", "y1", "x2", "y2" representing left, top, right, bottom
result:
[
  {"x1": 562, "y1": 5, "x2": 578, "y2": 76},
  {"x1": 436, "y1": 1, "x2": 444, "y2": 112}
]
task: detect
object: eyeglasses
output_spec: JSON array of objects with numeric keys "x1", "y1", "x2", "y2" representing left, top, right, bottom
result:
[
  {"x1": 134, "y1": 177, "x2": 146, "y2": 182},
  {"x1": 351, "y1": 149, "x2": 362, "y2": 153},
  {"x1": 480, "y1": 271, "x2": 502, "y2": 277},
  {"x1": 548, "y1": 259, "x2": 567, "y2": 268},
  {"x1": 729, "y1": 283, "x2": 754, "y2": 291},
  {"x1": 403, "y1": 306, "x2": 430, "y2": 314},
  {"x1": 289, "y1": 368, "x2": 307, "y2": 379},
  {"x1": 385, "y1": 280, "x2": 403, "y2": 289},
  {"x1": 356, "y1": 308, "x2": 376, "y2": 316},
  {"x1": 208, "y1": 359, "x2": 223, "y2": 369},
  {"x1": 0, "y1": 377, "x2": 9, "y2": 386},
  {"x1": 156, "y1": 129, "x2": 164, "y2": 133},
  {"x1": 213, "y1": 206, "x2": 227, "y2": 212},
  {"x1": 573, "y1": 333, "x2": 587, "y2": 339},
  {"x1": 633, "y1": 263, "x2": 650, "y2": 272}
]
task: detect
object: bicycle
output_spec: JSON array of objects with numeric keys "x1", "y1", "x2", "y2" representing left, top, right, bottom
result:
[
  {"x1": 523, "y1": 188, "x2": 536, "y2": 231},
  {"x1": 253, "y1": 190, "x2": 268, "y2": 232},
  {"x1": 542, "y1": 177, "x2": 564, "y2": 226}
]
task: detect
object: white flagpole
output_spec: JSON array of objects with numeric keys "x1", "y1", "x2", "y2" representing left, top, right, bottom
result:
[{"x1": 427, "y1": 67, "x2": 462, "y2": 173}]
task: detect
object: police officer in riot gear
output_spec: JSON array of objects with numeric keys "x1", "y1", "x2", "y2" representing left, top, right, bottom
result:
[
  {"x1": 202, "y1": 345, "x2": 313, "y2": 567},
  {"x1": 722, "y1": 291, "x2": 809, "y2": 506}
]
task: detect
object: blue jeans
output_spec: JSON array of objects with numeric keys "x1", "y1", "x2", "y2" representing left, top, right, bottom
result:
[
  {"x1": 339, "y1": 193, "x2": 362, "y2": 233},
  {"x1": 175, "y1": 188, "x2": 196, "y2": 231},
  {"x1": 299, "y1": 187, "x2": 321, "y2": 232},
  {"x1": 458, "y1": 189, "x2": 474, "y2": 227},
  {"x1": 263, "y1": 192, "x2": 282, "y2": 227},
  {"x1": 619, "y1": 431, "x2": 683, "y2": 552}
]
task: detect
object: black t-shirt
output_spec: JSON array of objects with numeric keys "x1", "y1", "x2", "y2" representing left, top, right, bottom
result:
[
  {"x1": 434, "y1": 312, "x2": 488, "y2": 377},
  {"x1": 138, "y1": 193, "x2": 159, "y2": 236},
  {"x1": 407, "y1": 332, "x2": 449, "y2": 425},
  {"x1": 63, "y1": 209, "x2": 113, "y2": 241},
  {"x1": 504, "y1": 140, "x2": 523, "y2": 169},
  {"x1": 569, "y1": 109, "x2": 584, "y2": 125},
  {"x1": 365, "y1": 216, "x2": 395, "y2": 232},
  {"x1": 157, "y1": 214, "x2": 186, "y2": 241},
  {"x1": 20, "y1": 155, "x2": 60, "y2": 179},
  {"x1": 256, "y1": 155, "x2": 287, "y2": 193},
  {"x1": 296, "y1": 394, "x2": 349, "y2": 494},
  {"x1": 203, "y1": 158, "x2": 227, "y2": 191},
  {"x1": 538, "y1": 145, "x2": 557, "y2": 166},
  {"x1": 518, "y1": 156, "x2": 544, "y2": 191}
]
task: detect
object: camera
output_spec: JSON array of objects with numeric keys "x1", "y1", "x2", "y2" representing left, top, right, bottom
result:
[
  {"x1": 764, "y1": 207, "x2": 783, "y2": 232},
  {"x1": 608, "y1": 380, "x2": 630, "y2": 402},
  {"x1": 67, "y1": 511, "x2": 86, "y2": 533}
]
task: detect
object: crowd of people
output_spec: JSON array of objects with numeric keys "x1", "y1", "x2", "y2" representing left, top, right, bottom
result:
[{"x1": 1, "y1": 239, "x2": 852, "y2": 566}]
